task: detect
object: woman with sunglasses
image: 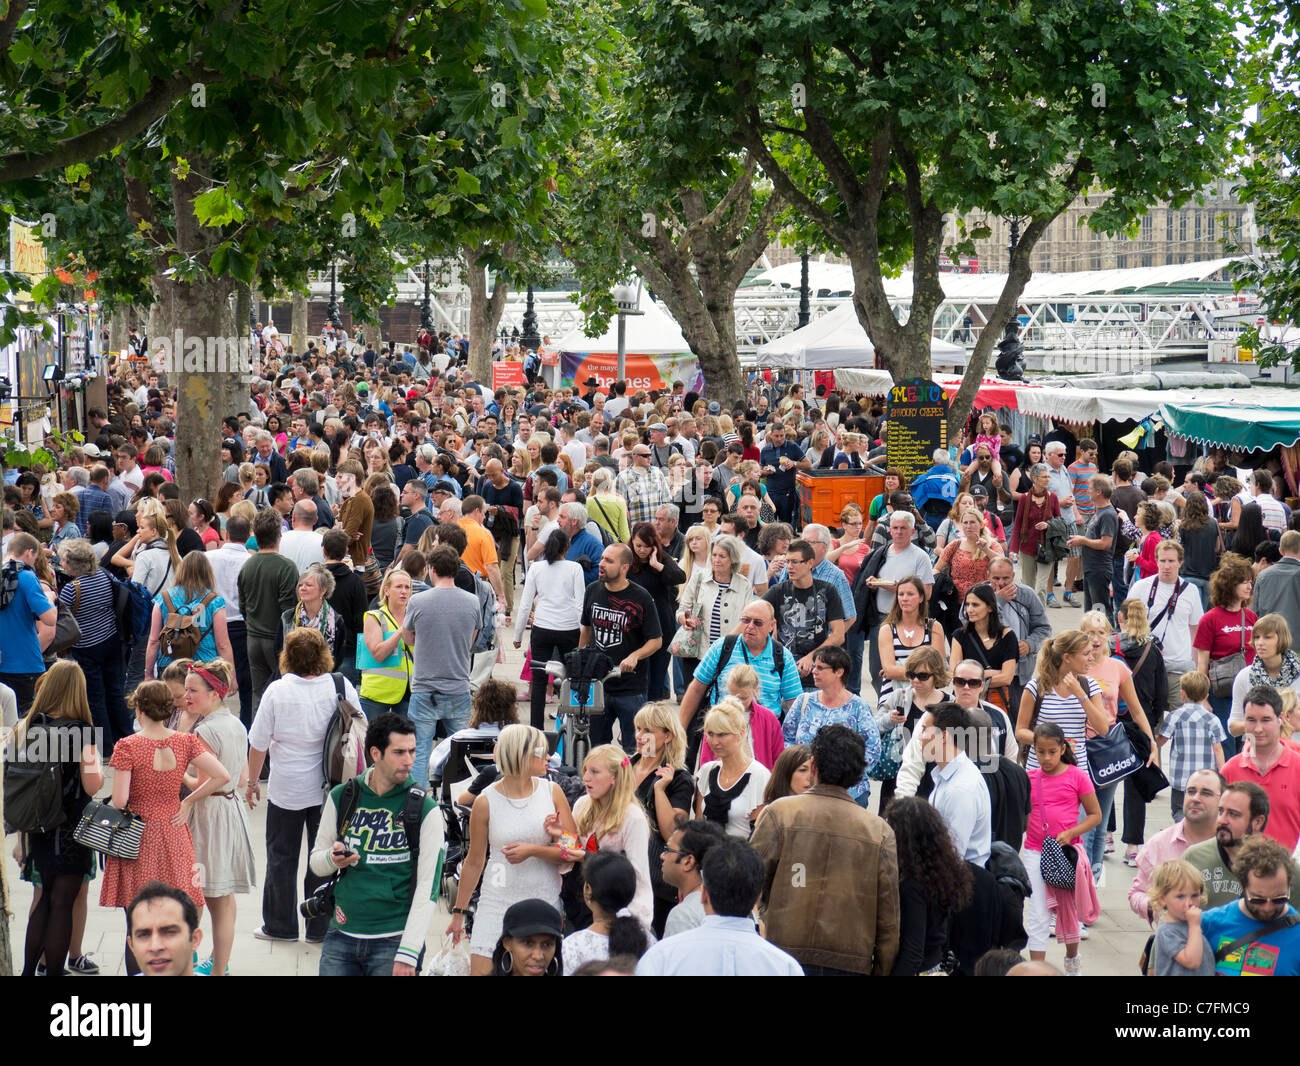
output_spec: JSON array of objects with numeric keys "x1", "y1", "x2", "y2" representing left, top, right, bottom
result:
[
  {"x1": 874, "y1": 646, "x2": 953, "y2": 811},
  {"x1": 876, "y1": 575, "x2": 946, "y2": 703}
]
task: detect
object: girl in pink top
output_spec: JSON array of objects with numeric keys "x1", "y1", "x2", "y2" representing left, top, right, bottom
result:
[
  {"x1": 1023, "y1": 722, "x2": 1101, "y2": 975},
  {"x1": 697, "y1": 665, "x2": 785, "y2": 771}
]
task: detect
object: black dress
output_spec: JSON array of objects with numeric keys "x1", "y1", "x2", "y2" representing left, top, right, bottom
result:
[
  {"x1": 632, "y1": 758, "x2": 696, "y2": 938},
  {"x1": 22, "y1": 718, "x2": 96, "y2": 881},
  {"x1": 892, "y1": 877, "x2": 951, "y2": 976}
]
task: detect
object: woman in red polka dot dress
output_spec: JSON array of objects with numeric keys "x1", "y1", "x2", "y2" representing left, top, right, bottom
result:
[{"x1": 99, "y1": 680, "x2": 230, "y2": 974}]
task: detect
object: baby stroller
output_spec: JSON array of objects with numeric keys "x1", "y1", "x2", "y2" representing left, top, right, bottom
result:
[{"x1": 435, "y1": 736, "x2": 498, "y2": 932}]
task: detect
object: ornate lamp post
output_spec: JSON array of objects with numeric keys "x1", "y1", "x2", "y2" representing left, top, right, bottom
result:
[
  {"x1": 420, "y1": 260, "x2": 434, "y2": 332},
  {"x1": 520, "y1": 284, "x2": 541, "y2": 352},
  {"x1": 797, "y1": 248, "x2": 811, "y2": 329},
  {"x1": 327, "y1": 263, "x2": 342, "y2": 329}
]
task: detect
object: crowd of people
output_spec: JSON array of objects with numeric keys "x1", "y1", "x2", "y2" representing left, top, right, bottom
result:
[{"x1": 4, "y1": 321, "x2": 1300, "y2": 979}]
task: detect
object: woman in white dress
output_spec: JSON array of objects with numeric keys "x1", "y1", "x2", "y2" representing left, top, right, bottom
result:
[
  {"x1": 183, "y1": 659, "x2": 255, "y2": 976},
  {"x1": 447, "y1": 724, "x2": 578, "y2": 976}
]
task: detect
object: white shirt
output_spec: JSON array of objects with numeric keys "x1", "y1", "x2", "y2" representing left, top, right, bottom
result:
[
  {"x1": 663, "y1": 888, "x2": 707, "y2": 938},
  {"x1": 278, "y1": 529, "x2": 325, "y2": 574},
  {"x1": 1256, "y1": 492, "x2": 1288, "y2": 534},
  {"x1": 249, "y1": 673, "x2": 360, "y2": 810},
  {"x1": 696, "y1": 759, "x2": 771, "y2": 838},
  {"x1": 119, "y1": 464, "x2": 145, "y2": 492},
  {"x1": 635, "y1": 915, "x2": 803, "y2": 976},
  {"x1": 605, "y1": 397, "x2": 630, "y2": 420},
  {"x1": 207, "y1": 541, "x2": 251, "y2": 622},
  {"x1": 513, "y1": 559, "x2": 586, "y2": 643},
  {"x1": 930, "y1": 751, "x2": 992, "y2": 866},
  {"x1": 561, "y1": 440, "x2": 589, "y2": 473},
  {"x1": 1126, "y1": 575, "x2": 1205, "y2": 670},
  {"x1": 673, "y1": 434, "x2": 697, "y2": 463}
]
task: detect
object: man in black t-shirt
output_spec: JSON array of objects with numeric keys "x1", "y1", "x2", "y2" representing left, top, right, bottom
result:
[
  {"x1": 761, "y1": 539, "x2": 846, "y2": 688},
  {"x1": 1110, "y1": 458, "x2": 1146, "y2": 615},
  {"x1": 581, "y1": 544, "x2": 663, "y2": 754}
]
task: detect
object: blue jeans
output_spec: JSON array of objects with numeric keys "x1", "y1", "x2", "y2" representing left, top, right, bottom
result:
[
  {"x1": 1210, "y1": 692, "x2": 1240, "y2": 759},
  {"x1": 1110, "y1": 556, "x2": 1129, "y2": 618},
  {"x1": 360, "y1": 695, "x2": 409, "y2": 722},
  {"x1": 1184, "y1": 576, "x2": 1211, "y2": 610},
  {"x1": 1081, "y1": 780, "x2": 1119, "y2": 884},
  {"x1": 845, "y1": 626, "x2": 865, "y2": 696},
  {"x1": 590, "y1": 689, "x2": 647, "y2": 755},
  {"x1": 318, "y1": 930, "x2": 402, "y2": 976},
  {"x1": 408, "y1": 690, "x2": 472, "y2": 789}
]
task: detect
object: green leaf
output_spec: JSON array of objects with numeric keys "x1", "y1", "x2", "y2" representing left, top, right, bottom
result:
[
  {"x1": 453, "y1": 167, "x2": 481, "y2": 196},
  {"x1": 193, "y1": 188, "x2": 246, "y2": 227}
]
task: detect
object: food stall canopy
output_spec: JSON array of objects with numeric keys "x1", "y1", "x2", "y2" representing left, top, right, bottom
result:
[
  {"x1": 1159, "y1": 395, "x2": 1300, "y2": 453},
  {"x1": 553, "y1": 297, "x2": 694, "y2": 354},
  {"x1": 1016, "y1": 378, "x2": 1264, "y2": 427},
  {"x1": 832, "y1": 370, "x2": 1036, "y2": 410},
  {"x1": 752, "y1": 258, "x2": 1240, "y2": 301},
  {"x1": 754, "y1": 302, "x2": 966, "y2": 369}
]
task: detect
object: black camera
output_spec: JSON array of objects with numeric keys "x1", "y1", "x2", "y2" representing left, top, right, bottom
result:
[{"x1": 301, "y1": 880, "x2": 336, "y2": 920}]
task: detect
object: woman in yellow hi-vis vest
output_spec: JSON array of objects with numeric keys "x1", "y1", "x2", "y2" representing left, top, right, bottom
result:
[{"x1": 357, "y1": 569, "x2": 413, "y2": 720}]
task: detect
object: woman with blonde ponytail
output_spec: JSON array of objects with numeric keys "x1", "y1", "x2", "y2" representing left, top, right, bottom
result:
[
  {"x1": 1016, "y1": 630, "x2": 1110, "y2": 776},
  {"x1": 554, "y1": 744, "x2": 653, "y2": 925}
]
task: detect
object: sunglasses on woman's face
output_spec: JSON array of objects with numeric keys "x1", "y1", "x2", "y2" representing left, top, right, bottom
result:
[
  {"x1": 906, "y1": 671, "x2": 933, "y2": 682},
  {"x1": 952, "y1": 676, "x2": 984, "y2": 688}
]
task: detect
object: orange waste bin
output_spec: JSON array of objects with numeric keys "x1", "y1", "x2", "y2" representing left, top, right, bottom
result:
[{"x1": 796, "y1": 471, "x2": 885, "y2": 529}]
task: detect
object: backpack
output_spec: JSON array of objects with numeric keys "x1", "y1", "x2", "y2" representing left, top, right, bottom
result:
[
  {"x1": 105, "y1": 571, "x2": 153, "y2": 646},
  {"x1": 701, "y1": 634, "x2": 786, "y2": 706},
  {"x1": 158, "y1": 589, "x2": 216, "y2": 660},
  {"x1": 466, "y1": 567, "x2": 498, "y2": 653},
  {"x1": 3, "y1": 714, "x2": 70, "y2": 834},
  {"x1": 322, "y1": 672, "x2": 370, "y2": 790}
]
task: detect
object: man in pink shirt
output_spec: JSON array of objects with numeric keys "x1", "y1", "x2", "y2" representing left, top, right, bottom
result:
[
  {"x1": 1224, "y1": 686, "x2": 1300, "y2": 851},
  {"x1": 1129, "y1": 767, "x2": 1222, "y2": 924}
]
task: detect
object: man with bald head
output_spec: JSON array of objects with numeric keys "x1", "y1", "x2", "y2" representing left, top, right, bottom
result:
[
  {"x1": 278, "y1": 500, "x2": 326, "y2": 573},
  {"x1": 676, "y1": 598, "x2": 805, "y2": 770},
  {"x1": 580, "y1": 543, "x2": 662, "y2": 753}
]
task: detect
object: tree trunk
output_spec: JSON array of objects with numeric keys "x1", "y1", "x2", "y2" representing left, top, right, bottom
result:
[
  {"x1": 463, "y1": 242, "x2": 512, "y2": 385},
  {"x1": 167, "y1": 164, "x2": 237, "y2": 503},
  {"x1": 291, "y1": 291, "x2": 308, "y2": 355},
  {"x1": 108, "y1": 310, "x2": 127, "y2": 355},
  {"x1": 235, "y1": 286, "x2": 251, "y2": 363}
]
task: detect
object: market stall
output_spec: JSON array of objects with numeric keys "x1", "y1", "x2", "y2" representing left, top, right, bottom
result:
[
  {"x1": 753, "y1": 302, "x2": 968, "y2": 369},
  {"x1": 554, "y1": 299, "x2": 703, "y2": 393}
]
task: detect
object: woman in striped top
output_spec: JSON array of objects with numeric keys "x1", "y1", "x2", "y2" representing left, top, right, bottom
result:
[
  {"x1": 876, "y1": 575, "x2": 946, "y2": 702},
  {"x1": 1016, "y1": 629, "x2": 1110, "y2": 778},
  {"x1": 58, "y1": 539, "x2": 131, "y2": 752},
  {"x1": 675, "y1": 534, "x2": 755, "y2": 681}
]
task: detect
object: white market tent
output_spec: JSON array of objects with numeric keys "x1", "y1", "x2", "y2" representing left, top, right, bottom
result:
[
  {"x1": 554, "y1": 297, "x2": 693, "y2": 354},
  {"x1": 751, "y1": 257, "x2": 1240, "y2": 301},
  {"x1": 1015, "y1": 381, "x2": 1294, "y2": 427},
  {"x1": 754, "y1": 302, "x2": 967, "y2": 370}
]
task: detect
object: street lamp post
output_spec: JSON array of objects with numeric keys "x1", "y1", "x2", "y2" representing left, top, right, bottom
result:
[
  {"x1": 613, "y1": 279, "x2": 645, "y2": 383},
  {"x1": 420, "y1": 260, "x2": 433, "y2": 332},
  {"x1": 520, "y1": 284, "x2": 540, "y2": 352},
  {"x1": 797, "y1": 248, "x2": 811, "y2": 329},
  {"x1": 328, "y1": 263, "x2": 342, "y2": 329}
]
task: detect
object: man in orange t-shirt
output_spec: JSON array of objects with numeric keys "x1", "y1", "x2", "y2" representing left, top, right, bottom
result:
[{"x1": 458, "y1": 495, "x2": 505, "y2": 610}]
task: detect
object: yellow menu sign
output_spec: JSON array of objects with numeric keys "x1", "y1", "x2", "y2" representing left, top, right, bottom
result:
[{"x1": 8, "y1": 219, "x2": 48, "y2": 287}]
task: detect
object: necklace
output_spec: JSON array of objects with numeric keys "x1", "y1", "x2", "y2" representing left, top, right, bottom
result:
[
  {"x1": 718, "y1": 760, "x2": 748, "y2": 791},
  {"x1": 900, "y1": 625, "x2": 918, "y2": 641},
  {"x1": 500, "y1": 779, "x2": 536, "y2": 808}
]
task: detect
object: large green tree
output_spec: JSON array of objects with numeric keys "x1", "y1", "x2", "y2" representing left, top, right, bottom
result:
[
  {"x1": 0, "y1": 0, "x2": 567, "y2": 496},
  {"x1": 1231, "y1": 0, "x2": 1300, "y2": 367},
  {"x1": 635, "y1": 0, "x2": 1244, "y2": 427}
]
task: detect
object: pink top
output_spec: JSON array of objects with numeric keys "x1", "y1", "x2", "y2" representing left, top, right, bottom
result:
[
  {"x1": 1127, "y1": 818, "x2": 1196, "y2": 923},
  {"x1": 1024, "y1": 765, "x2": 1095, "y2": 851},
  {"x1": 699, "y1": 700, "x2": 785, "y2": 770},
  {"x1": 974, "y1": 433, "x2": 1001, "y2": 461},
  {"x1": 1085, "y1": 655, "x2": 1133, "y2": 736}
]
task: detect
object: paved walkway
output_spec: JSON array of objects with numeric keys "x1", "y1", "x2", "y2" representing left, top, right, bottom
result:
[{"x1": 3, "y1": 598, "x2": 1160, "y2": 976}]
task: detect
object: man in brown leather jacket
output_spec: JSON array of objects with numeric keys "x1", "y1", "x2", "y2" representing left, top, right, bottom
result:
[{"x1": 750, "y1": 724, "x2": 901, "y2": 975}]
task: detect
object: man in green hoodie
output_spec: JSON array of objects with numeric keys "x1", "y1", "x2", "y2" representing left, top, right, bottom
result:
[{"x1": 310, "y1": 713, "x2": 444, "y2": 976}]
